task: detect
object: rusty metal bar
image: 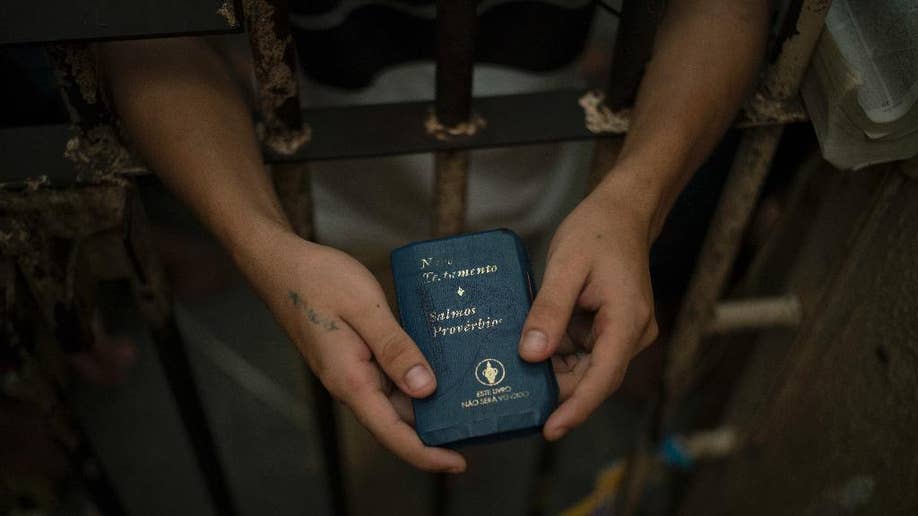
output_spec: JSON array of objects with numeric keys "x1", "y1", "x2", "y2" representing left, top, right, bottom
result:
[
  {"x1": 587, "y1": 0, "x2": 664, "y2": 189},
  {"x1": 243, "y1": 0, "x2": 309, "y2": 157},
  {"x1": 432, "y1": 0, "x2": 478, "y2": 237},
  {"x1": 0, "y1": 88, "x2": 807, "y2": 188},
  {"x1": 47, "y1": 44, "x2": 141, "y2": 183},
  {"x1": 433, "y1": 151, "x2": 468, "y2": 237},
  {"x1": 706, "y1": 295, "x2": 802, "y2": 336},
  {"x1": 272, "y1": 163, "x2": 314, "y2": 239},
  {"x1": 150, "y1": 318, "x2": 241, "y2": 516},
  {"x1": 434, "y1": 0, "x2": 477, "y2": 128},
  {"x1": 274, "y1": 162, "x2": 348, "y2": 516},
  {"x1": 243, "y1": 3, "x2": 348, "y2": 514},
  {"x1": 431, "y1": 2, "x2": 477, "y2": 511},
  {"x1": 663, "y1": 0, "x2": 831, "y2": 409}
]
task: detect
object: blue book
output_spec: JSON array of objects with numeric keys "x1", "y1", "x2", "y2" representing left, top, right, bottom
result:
[{"x1": 391, "y1": 229, "x2": 558, "y2": 447}]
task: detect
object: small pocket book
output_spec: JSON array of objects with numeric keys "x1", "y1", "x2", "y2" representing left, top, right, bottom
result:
[{"x1": 390, "y1": 229, "x2": 558, "y2": 447}]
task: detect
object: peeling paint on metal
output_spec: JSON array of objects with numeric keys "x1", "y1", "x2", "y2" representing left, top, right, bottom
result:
[
  {"x1": 424, "y1": 110, "x2": 486, "y2": 141},
  {"x1": 243, "y1": 0, "x2": 310, "y2": 155},
  {"x1": 579, "y1": 90, "x2": 631, "y2": 134},
  {"x1": 217, "y1": 1, "x2": 239, "y2": 27},
  {"x1": 63, "y1": 126, "x2": 140, "y2": 183}
]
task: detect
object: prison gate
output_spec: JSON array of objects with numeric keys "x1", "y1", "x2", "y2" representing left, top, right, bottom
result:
[{"x1": 9, "y1": 1, "x2": 911, "y2": 515}]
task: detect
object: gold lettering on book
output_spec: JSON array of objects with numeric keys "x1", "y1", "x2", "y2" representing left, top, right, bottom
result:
[
  {"x1": 431, "y1": 316, "x2": 503, "y2": 338},
  {"x1": 421, "y1": 264, "x2": 498, "y2": 283}
]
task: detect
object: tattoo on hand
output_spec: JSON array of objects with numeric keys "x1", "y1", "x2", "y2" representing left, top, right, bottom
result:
[{"x1": 288, "y1": 290, "x2": 339, "y2": 331}]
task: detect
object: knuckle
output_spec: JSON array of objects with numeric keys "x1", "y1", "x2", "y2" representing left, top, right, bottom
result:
[
  {"x1": 634, "y1": 301, "x2": 653, "y2": 326},
  {"x1": 377, "y1": 332, "x2": 418, "y2": 370},
  {"x1": 610, "y1": 367, "x2": 626, "y2": 390},
  {"x1": 644, "y1": 319, "x2": 660, "y2": 345},
  {"x1": 334, "y1": 366, "x2": 371, "y2": 400},
  {"x1": 528, "y1": 299, "x2": 565, "y2": 329},
  {"x1": 316, "y1": 369, "x2": 345, "y2": 402}
]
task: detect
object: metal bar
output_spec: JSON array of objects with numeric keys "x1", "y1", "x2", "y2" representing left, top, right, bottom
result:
[
  {"x1": 272, "y1": 163, "x2": 314, "y2": 239},
  {"x1": 243, "y1": 0, "x2": 309, "y2": 156},
  {"x1": 587, "y1": 0, "x2": 664, "y2": 190},
  {"x1": 664, "y1": 124, "x2": 784, "y2": 397},
  {"x1": 0, "y1": 0, "x2": 240, "y2": 46},
  {"x1": 434, "y1": 0, "x2": 477, "y2": 128},
  {"x1": 0, "y1": 90, "x2": 806, "y2": 188},
  {"x1": 706, "y1": 295, "x2": 802, "y2": 335},
  {"x1": 72, "y1": 425, "x2": 130, "y2": 516},
  {"x1": 433, "y1": 151, "x2": 468, "y2": 237},
  {"x1": 151, "y1": 318, "x2": 240, "y2": 516},
  {"x1": 243, "y1": 4, "x2": 347, "y2": 513},
  {"x1": 605, "y1": 0, "x2": 664, "y2": 109},
  {"x1": 663, "y1": 0, "x2": 832, "y2": 410},
  {"x1": 431, "y1": 2, "x2": 477, "y2": 511},
  {"x1": 432, "y1": 0, "x2": 478, "y2": 238},
  {"x1": 272, "y1": 161, "x2": 348, "y2": 516}
]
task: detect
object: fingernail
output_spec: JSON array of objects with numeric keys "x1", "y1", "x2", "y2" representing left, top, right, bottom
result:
[
  {"x1": 520, "y1": 330, "x2": 548, "y2": 356},
  {"x1": 404, "y1": 364, "x2": 433, "y2": 392}
]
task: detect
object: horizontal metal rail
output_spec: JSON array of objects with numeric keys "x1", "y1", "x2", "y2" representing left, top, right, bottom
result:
[{"x1": 0, "y1": 89, "x2": 805, "y2": 189}]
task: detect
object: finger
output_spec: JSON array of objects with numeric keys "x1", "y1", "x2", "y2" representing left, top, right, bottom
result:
[
  {"x1": 543, "y1": 315, "x2": 635, "y2": 440},
  {"x1": 557, "y1": 332, "x2": 578, "y2": 355},
  {"x1": 567, "y1": 310, "x2": 595, "y2": 350},
  {"x1": 519, "y1": 256, "x2": 588, "y2": 362},
  {"x1": 551, "y1": 353, "x2": 590, "y2": 401},
  {"x1": 388, "y1": 390, "x2": 415, "y2": 424},
  {"x1": 346, "y1": 382, "x2": 466, "y2": 473},
  {"x1": 346, "y1": 305, "x2": 436, "y2": 398}
]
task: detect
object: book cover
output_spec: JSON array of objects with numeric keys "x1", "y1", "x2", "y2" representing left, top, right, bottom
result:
[{"x1": 390, "y1": 229, "x2": 558, "y2": 447}]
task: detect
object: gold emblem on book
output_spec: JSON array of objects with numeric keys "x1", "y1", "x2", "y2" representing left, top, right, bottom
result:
[{"x1": 475, "y1": 358, "x2": 506, "y2": 386}]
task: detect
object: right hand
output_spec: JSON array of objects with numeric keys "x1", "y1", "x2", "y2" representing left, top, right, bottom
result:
[{"x1": 240, "y1": 227, "x2": 467, "y2": 473}]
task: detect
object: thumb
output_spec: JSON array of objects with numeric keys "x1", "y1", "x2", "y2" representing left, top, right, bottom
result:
[
  {"x1": 346, "y1": 304, "x2": 437, "y2": 398},
  {"x1": 519, "y1": 256, "x2": 586, "y2": 362}
]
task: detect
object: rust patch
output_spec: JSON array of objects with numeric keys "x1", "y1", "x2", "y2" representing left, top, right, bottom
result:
[
  {"x1": 256, "y1": 121, "x2": 311, "y2": 156},
  {"x1": 64, "y1": 126, "x2": 140, "y2": 183},
  {"x1": 243, "y1": 0, "x2": 310, "y2": 155},
  {"x1": 217, "y1": 1, "x2": 239, "y2": 27},
  {"x1": 740, "y1": 91, "x2": 808, "y2": 127},
  {"x1": 56, "y1": 45, "x2": 98, "y2": 105},
  {"x1": 424, "y1": 110, "x2": 486, "y2": 141},
  {"x1": 433, "y1": 151, "x2": 468, "y2": 237},
  {"x1": 579, "y1": 90, "x2": 631, "y2": 134}
]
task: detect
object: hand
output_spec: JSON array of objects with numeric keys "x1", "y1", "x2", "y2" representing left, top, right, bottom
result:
[
  {"x1": 518, "y1": 176, "x2": 660, "y2": 440},
  {"x1": 238, "y1": 225, "x2": 466, "y2": 473}
]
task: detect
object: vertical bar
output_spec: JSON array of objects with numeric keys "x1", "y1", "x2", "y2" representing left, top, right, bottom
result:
[
  {"x1": 73, "y1": 437, "x2": 129, "y2": 516},
  {"x1": 586, "y1": 0, "x2": 664, "y2": 189},
  {"x1": 662, "y1": 0, "x2": 831, "y2": 406},
  {"x1": 432, "y1": 0, "x2": 478, "y2": 237},
  {"x1": 244, "y1": 2, "x2": 348, "y2": 514},
  {"x1": 152, "y1": 319, "x2": 240, "y2": 516},
  {"x1": 120, "y1": 189, "x2": 242, "y2": 516},
  {"x1": 431, "y1": 2, "x2": 477, "y2": 512},
  {"x1": 614, "y1": 3, "x2": 831, "y2": 515},
  {"x1": 273, "y1": 163, "x2": 348, "y2": 516},
  {"x1": 578, "y1": 6, "x2": 666, "y2": 515},
  {"x1": 434, "y1": 0, "x2": 476, "y2": 127},
  {"x1": 243, "y1": 0, "x2": 309, "y2": 156}
]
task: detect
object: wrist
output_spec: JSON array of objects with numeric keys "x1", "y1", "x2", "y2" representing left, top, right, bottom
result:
[
  {"x1": 592, "y1": 164, "x2": 669, "y2": 241},
  {"x1": 222, "y1": 214, "x2": 303, "y2": 280}
]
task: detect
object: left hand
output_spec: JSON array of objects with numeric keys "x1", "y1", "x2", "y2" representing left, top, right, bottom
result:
[{"x1": 518, "y1": 176, "x2": 660, "y2": 440}]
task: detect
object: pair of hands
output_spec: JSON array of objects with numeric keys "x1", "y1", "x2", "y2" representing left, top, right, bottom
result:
[{"x1": 258, "y1": 179, "x2": 659, "y2": 473}]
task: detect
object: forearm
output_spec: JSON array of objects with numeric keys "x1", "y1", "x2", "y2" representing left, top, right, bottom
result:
[
  {"x1": 99, "y1": 37, "x2": 292, "y2": 264},
  {"x1": 596, "y1": 0, "x2": 770, "y2": 237}
]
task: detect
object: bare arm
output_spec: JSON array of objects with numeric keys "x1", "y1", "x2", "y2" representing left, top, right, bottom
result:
[
  {"x1": 99, "y1": 37, "x2": 466, "y2": 472},
  {"x1": 520, "y1": 0, "x2": 770, "y2": 440},
  {"x1": 610, "y1": 0, "x2": 770, "y2": 235}
]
